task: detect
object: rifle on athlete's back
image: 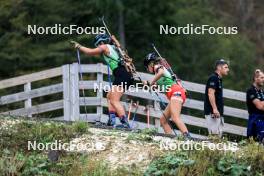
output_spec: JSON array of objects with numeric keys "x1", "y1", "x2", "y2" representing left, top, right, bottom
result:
[
  {"x1": 99, "y1": 16, "x2": 136, "y2": 75},
  {"x1": 151, "y1": 43, "x2": 190, "y2": 97},
  {"x1": 151, "y1": 43, "x2": 180, "y2": 84}
]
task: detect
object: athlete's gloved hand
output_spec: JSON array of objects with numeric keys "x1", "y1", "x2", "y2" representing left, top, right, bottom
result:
[{"x1": 70, "y1": 41, "x2": 82, "y2": 49}]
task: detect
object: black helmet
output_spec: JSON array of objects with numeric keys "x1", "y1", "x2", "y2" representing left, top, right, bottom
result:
[
  {"x1": 144, "y1": 52, "x2": 158, "y2": 68},
  {"x1": 94, "y1": 34, "x2": 111, "y2": 47}
]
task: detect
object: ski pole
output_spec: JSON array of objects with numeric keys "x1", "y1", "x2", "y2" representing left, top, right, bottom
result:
[
  {"x1": 144, "y1": 105, "x2": 153, "y2": 128},
  {"x1": 131, "y1": 101, "x2": 139, "y2": 129},
  {"x1": 76, "y1": 49, "x2": 89, "y2": 120},
  {"x1": 127, "y1": 99, "x2": 133, "y2": 121}
]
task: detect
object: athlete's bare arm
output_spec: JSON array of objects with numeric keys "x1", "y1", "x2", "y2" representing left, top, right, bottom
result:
[
  {"x1": 71, "y1": 41, "x2": 109, "y2": 56},
  {"x1": 151, "y1": 66, "x2": 164, "y2": 85}
]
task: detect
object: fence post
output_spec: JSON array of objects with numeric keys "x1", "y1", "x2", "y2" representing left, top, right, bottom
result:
[
  {"x1": 96, "y1": 63, "x2": 104, "y2": 122},
  {"x1": 24, "y1": 82, "x2": 32, "y2": 117},
  {"x1": 70, "y1": 63, "x2": 80, "y2": 121},
  {"x1": 154, "y1": 100, "x2": 161, "y2": 128},
  {"x1": 62, "y1": 64, "x2": 71, "y2": 121}
]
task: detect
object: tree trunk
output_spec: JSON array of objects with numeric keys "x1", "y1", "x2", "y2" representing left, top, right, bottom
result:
[{"x1": 118, "y1": 1, "x2": 125, "y2": 48}]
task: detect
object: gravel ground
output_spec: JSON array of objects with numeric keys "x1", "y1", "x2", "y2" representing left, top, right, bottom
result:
[
  {"x1": 68, "y1": 127, "x2": 239, "y2": 171},
  {"x1": 0, "y1": 118, "x2": 239, "y2": 171}
]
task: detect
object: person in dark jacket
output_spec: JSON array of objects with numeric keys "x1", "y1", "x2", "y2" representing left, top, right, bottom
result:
[
  {"x1": 204, "y1": 59, "x2": 229, "y2": 137},
  {"x1": 246, "y1": 69, "x2": 264, "y2": 142}
]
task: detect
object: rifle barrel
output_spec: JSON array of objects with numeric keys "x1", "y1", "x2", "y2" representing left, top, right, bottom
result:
[
  {"x1": 152, "y1": 43, "x2": 163, "y2": 58},
  {"x1": 100, "y1": 17, "x2": 112, "y2": 36},
  {"x1": 152, "y1": 43, "x2": 179, "y2": 80}
]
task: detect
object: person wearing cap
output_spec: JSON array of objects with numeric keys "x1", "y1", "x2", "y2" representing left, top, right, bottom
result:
[
  {"x1": 246, "y1": 69, "x2": 264, "y2": 142},
  {"x1": 204, "y1": 59, "x2": 229, "y2": 137}
]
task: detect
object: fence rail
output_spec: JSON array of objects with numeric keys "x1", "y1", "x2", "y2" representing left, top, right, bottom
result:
[{"x1": 0, "y1": 63, "x2": 248, "y2": 138}]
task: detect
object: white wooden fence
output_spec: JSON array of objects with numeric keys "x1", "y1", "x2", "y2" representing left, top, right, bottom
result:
[{"x1": 0, "y1": 63, "x2": 248, "y2": 138}]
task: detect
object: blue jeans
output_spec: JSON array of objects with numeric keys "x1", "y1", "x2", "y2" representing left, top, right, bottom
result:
[{"x1": 247, "y1": 114, "x2": 264, "y2": 142}]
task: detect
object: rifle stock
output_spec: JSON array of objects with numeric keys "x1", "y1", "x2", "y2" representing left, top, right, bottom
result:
[
  {"x1": 151, "y1": 43, "x2": 179, "y2": 82},
  {"x1": 99, "y1": 17, "x2": 136, "y2": 74}
]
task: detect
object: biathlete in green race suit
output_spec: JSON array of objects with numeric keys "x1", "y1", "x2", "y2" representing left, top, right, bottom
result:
[
  {"x1": 71, "y1": 34, "x2": 133, "y2": 128},
  {"x1": 143, "y1": 53, "x2": 191, "y2": 139}
]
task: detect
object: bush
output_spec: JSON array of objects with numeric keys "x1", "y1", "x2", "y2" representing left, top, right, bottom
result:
[
  {"x1": 0, "y1": 120, "x2": 89, "y2": 153},
  {"x1": 144, "y1": 152, "x2": 195, "y2": 176}
]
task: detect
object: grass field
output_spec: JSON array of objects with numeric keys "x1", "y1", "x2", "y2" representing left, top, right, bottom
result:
[{"x1": 0, "y1": 116, "x2": 263, "y2": 176}]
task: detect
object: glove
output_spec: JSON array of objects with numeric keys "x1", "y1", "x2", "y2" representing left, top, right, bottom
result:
[{"x1": 70, "y1": 40, "x2": 82, "y2": 49}]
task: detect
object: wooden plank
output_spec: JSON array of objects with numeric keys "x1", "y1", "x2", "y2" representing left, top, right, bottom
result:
[
  {"x1": 181, "y1": 81, "x2": 205, "y2": 94},
  {"x1": 181, "y1": 114, "x2": 246, "y2": 136},
  {"x1": 0, "y1": 83, "x2": 63, "y2": 105},
  {"x1": 224, "y1": 106, "x2": 248, "y2": 120},
  {"x1": 181, "y1": 114, "x2": 206, "y2": 128},
  {"x1": 79, "y1": 113, "x2": 100, "y2": 122},
  {"x1": 0, "y1": 67, "x2": 62, "y2": 89},
  {"x1": 223, "y1": 89, "x2": 246, "y2": 102},
  {"x1": 181, "y1": 81, "x2": 246, "y2": 101},
  {"x1": 79, "y1": 81, "x2": 111, "y2": 92},
  {"x1": 79, "y1": 97, "x2": 101, "y2": 106},
  {"x1": 1, "y1": 100, "x2": 63, "y2": 116},
  {"x1": 96, "y1": 63, "x2": 104, "y2": 122},
  {"x1": 155, "y1": 118, "x2": 161, "y2": 129},
  {"x1": 70, "y1": 63, "x2": 80, "y2": 121},
  {"x1": 80, "y1": 64, "x2": 99, "y2": 73},
  {"x1": 81, "y1": 63, "x2": 108, "y2": 74},
  {"x1": 24, "y1": 82, "x2": 32, "y2": 117},
  {"x1": 63, "y1": 65, "x2": 71, "y2": 121},
  {"x1": 184, "y1": 99, "x2": 248, "y2": 119},
  {"x1": 52, "y1": 116, "x2": 64, "y2": 121},
  {"x1": 223, "y1": 123, "x2": 246, "y2": 136}
]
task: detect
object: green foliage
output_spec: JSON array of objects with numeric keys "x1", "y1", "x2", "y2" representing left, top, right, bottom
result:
[
  {"x1": 238, "y1": 140, "x2": 264, "y2": 174},
  {"x1": 144, "y1": 152, "x2": 195, "y2": 176},
  {"x1": 126, "y1": 132, "x2": 153, "y2": 142},
  {"x1": 140, "y1": 128, "x2": 158, "y2": 136},
  {"x1": 145, "y1": 145, "x2": 264, "y2": 176},
  {"x1": 217, "y1": 156, "x2": 250, "y2": 176},
  {"x1": 0, "y1": 149, "x2": 77, "y2": 176},
  {"x1": 72, "y1": 121, "x2": 90, "y2": 134},
  {"x1": 0, "y1": 120, "x2": 89, "y2": 152},
  {"x1": 126, "y1": 128, "x2": 158, "y2": 142},
  {"x1": 1, "y1": 118, "x2": 264, "y2": 175},
  {"x1": 0, "y1": 149, "x2": 142, "y2": 176}
]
